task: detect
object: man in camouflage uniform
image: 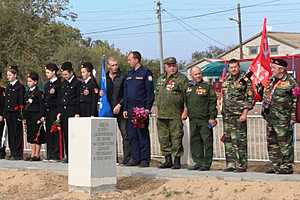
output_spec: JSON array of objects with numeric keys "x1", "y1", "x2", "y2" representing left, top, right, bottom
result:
[
  {"x1": 222, "y1": 59, "x2": 254, "y2": 172},
  {"x1": 262, "y1": 58, "x2": 299, "y2": 174},
  {"x1": 155, "y1": 57, "x2": 188, "y2": 169},
  {"x1": 186, "y1": 67, "x2": 217, "y2": 171}
]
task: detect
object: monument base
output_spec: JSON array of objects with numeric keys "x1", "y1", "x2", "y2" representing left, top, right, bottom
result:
[{"x1": 69, "y1": 184, "x2": 116, "y2": 194}]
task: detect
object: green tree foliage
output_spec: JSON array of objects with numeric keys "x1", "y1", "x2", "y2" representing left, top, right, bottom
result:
[
  {"x1": 191, "y1": 45, "x2": 227, "y2": 62},
  {"x1": 0, "y1": 0, "x2": 79, "y2": 82},
  {"x1": 0, "y1": 0, "x2": 161, "y2": 84}
]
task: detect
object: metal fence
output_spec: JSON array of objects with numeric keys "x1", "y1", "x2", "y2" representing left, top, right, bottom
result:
[
  {"x1": 20, "y1": 116, "x2": 300, "y2": 164},
  {"x1": 116, "y1": 115, "x2": 299, "y2": 164}
]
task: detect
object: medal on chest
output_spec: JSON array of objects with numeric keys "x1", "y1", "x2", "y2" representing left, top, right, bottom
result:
[
  {"x1": 166, "y1": 80, "x2": 175, "y2": 91},
  {"x1": 195, "y1": 86, "x2": 207, "y2": 96},
  {"x1": 234, "y1": 81, "x2": 242, "y2": 89},
  {"x1": 278, "y1": 81, "x2": 289, "y2": 89},
  {"x1": 83, "y1": 88, "x2": 89, "y2": 96},
  {"x1": 186, "y1": 87, "x2": 192, "y2": 93},
  {"x1": 49, "y1": 88, "x2": 55, "y2": 94}
]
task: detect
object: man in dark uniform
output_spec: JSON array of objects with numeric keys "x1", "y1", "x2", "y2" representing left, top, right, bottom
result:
[
  {"x1": 123, "y1": 51, "x2": 154, "y2": 167},
  {"x1": 57, "y1": 62, "x2": 81, "y2": 163},
  {"x1": 44, "y1": 63, "x2": 61, "y2": 161},
  {"x1": 79, "y1": 62, "x2": 99, "y2": 117},
  {"x1": 186, "y1": 67, "x2": 217, "y2": 171},
  {"x1": 4, "y1": 66, "x2": 25, "y2": 160},
  {"x1": 105, "y1": 57, "x2": 130, "y2": 165}
]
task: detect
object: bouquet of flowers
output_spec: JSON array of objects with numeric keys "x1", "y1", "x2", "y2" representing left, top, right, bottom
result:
[
  {"x1": 14, "y1": 104, "x2": 24, "y2": 120},
  {"x1": 292, "y1": 86, "x2": 300, "y2": 97},
  {"x1": 131, "y1": 107, "x2": 150, "y2": 128},
  {"x1": 50, "y1": 119, "x2": 61, "y2": 133},
  {"x1": 50, "y1": 119, "x2": 63, "y2": 160}
]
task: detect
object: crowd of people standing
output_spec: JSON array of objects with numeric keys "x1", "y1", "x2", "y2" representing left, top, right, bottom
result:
[{"x1": 0, "y1": 51, "x2": 299, "y2": 175}]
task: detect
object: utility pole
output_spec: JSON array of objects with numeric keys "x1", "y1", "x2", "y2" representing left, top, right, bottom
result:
[
  {"x1": 229, "y1": 3, "x2": 243, "y2": 59},
  {"x1": 156, "y1": 0, "x2": 164, "y2": 74},
  {"x1": 237, "y1": 3, "x2": 243, "y2": 59}
]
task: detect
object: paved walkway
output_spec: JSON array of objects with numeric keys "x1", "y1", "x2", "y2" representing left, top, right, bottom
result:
[{"x1": 1, "y1": 159, "x2": 300, "y2": 182}]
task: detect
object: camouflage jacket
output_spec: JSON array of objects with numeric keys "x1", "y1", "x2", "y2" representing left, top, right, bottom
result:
[
  {"x1": 155, "y1": 72, "x2": 188, "y2": 119},
  {"x1": 262, "y1": 73, "x2": 299, "y2": 124},
  {"x1": 186, "y1": 80, "x2": 217, "y2": 120},
  {"x1": 222, "y1": 72, "x2": 254, "y2": 116}
]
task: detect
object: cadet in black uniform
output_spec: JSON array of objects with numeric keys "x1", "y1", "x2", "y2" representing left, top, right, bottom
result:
[
  {"x1": 0, "y1": 86, "x2": 6, "y2": 159},
  {"x1": 4, "y1": 66, "x2": 25, "y2": 160},
  {"x1": 44, "y1": 63, "x2": 61, "y2": 161},
  {"x1": 80, "y1": 62, "x2": 99, "y2": 117},
  {"x1": 57, "y1": 62, "x2": 81, "y2": 163},
  {"x1": 24, "y1": 72, "x2": 45, "y2": 161}
]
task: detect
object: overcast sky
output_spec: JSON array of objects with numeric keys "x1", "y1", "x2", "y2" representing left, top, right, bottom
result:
[{"x1": 67, "y1": 0, "x2": 300, "y2": 62}]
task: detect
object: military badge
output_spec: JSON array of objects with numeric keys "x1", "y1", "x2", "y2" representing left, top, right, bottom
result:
[
  {"x1": 186, "y1": 87, "x2": 192, "y2": 93},
  {"x1": 49, "y1": 88, "x2": 55, "y2": 94},
  {"x1": 166, "y1": 80, "x2": 175, "y2": 91},
  {"x1": 234, "y1": 81, "x2": 242, "y2": 89},
  {"x1": 83, "y1": 89, "x2": 89, "y2": 96},
  {"x1": 196, "y1": 87, "x2": 207, "y2": 95},
  {"x1": 278, "y1": 82, "x2": 289, "y2": 89},
  {"x1": 248, "y1": 90, "x2": 253, "y2": 96}
]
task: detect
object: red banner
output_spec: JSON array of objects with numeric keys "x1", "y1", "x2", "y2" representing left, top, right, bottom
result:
[{"x1": 249, "y1": 18, "x2": 272, "y2": 101}]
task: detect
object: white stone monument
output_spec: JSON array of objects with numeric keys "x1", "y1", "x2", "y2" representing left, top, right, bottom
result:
[{"x1": 68, "y1": 117, "x2": 117, "y2": 194}]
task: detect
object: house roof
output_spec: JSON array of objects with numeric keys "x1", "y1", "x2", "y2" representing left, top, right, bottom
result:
[
  {"x1": 186, "y1": 32, "x2": 300, "y2": 70},
  {"x1": 217, "y1": 31, "x2": 300, "y2": 58}
]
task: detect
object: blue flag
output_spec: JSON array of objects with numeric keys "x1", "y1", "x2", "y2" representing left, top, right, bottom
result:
[{"x1": 99, "y1": 58, "x2": 113, "y2": 117}]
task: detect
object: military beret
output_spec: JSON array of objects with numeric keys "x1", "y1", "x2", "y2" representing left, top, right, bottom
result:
[
  {"x1": 270, "y1": 58, "x2": 287, "y2": 68},
  {"x1": 164, "y1": 57, "x2": 177, "y2": 64}
]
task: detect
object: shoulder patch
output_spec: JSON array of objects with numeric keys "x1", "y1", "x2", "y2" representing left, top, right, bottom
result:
[{"x1": 148, "y1": 76, "x2": 153, "y2": 81}]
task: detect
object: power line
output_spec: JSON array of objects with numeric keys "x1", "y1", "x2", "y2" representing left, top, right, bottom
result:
[
  {"x1": 163, "y1": 9, "x2": 228, "y2": 47},
  {"x1": 82, "y1": 0, "x2": 279, "y2": 35},
  {"x1": 86, "y1": 20, "x2": 300, "y2": 40}
]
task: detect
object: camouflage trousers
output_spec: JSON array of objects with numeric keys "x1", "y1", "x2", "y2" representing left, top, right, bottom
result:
[
  {"x1": 267, "y1": 123, "x2": 294, "y2": 173},
  {"x1": 157, "y1": 118, "x2": 184, "y2": 157},
  {"x1": 223, "y1": 115, "x2": 247, "y2": 169},
  {"x1": 190, "y1": 119, "x2": 213, "y2": 168}
]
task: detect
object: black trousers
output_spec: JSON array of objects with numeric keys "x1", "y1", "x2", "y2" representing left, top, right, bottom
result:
[
  {"x1": 61, "y1": 115, "x2": 69, "y2": 160},
  {"x1": 0, "y1": 121, "x2": 5, "y2": 158},
  {"x1": 117, "y1": 117, "x2": 130, "y2": 163},
  {"x1": 0, "y1": 121, "x2": 4, "y2": 145},
  {"x1": 46, "y1": 110, "x2": 60, "y2": 160},
  {"x1": 6, "y1": 112, "x2": 23, "y2": 158}
]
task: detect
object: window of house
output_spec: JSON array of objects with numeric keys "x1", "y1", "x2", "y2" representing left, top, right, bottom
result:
[
  {"x1": 248, "y1": 46, "x2": 258, "y2": 55},
  {"x1": 270, "y1": 46, "x2": 278, "y2": 55}
]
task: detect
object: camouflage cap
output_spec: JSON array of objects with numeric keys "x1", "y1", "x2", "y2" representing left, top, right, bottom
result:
[
  {"x1": 270, "y1": 58, "x2": 288, "y2": 68},
  {"x1": 163, "y1": 57, "x2": 177, "y2": 64}
]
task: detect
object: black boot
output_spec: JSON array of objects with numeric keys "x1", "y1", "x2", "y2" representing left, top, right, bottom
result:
[
  {"x1": 172, "y1": 157, "x2": 181, "y2": 169},
  {"x1": 158, "y1": 155, "x2": 172, "y2": 169}
]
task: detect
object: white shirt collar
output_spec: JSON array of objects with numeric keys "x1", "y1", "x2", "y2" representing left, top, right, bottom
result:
[
  {"x1": 84, "y1": 76, "x2": 91, "y2": 84},
  {"x1": 68, "y1": 75, "x2": 75, "y2": 83},
  {"x1": 50, "y1": 77, "x2": 58, "y2": 83},
  {"x1": 10, "y1": 80, "x2": 18, "y2": 86},
  {"x1": 29, "y1": 86, "x2": 36, "y2": 92}
]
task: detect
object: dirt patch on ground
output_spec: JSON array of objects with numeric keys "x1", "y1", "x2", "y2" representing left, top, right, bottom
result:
[{"x1": 1, "y1": 169, "x2": 300, "y2": 200}]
